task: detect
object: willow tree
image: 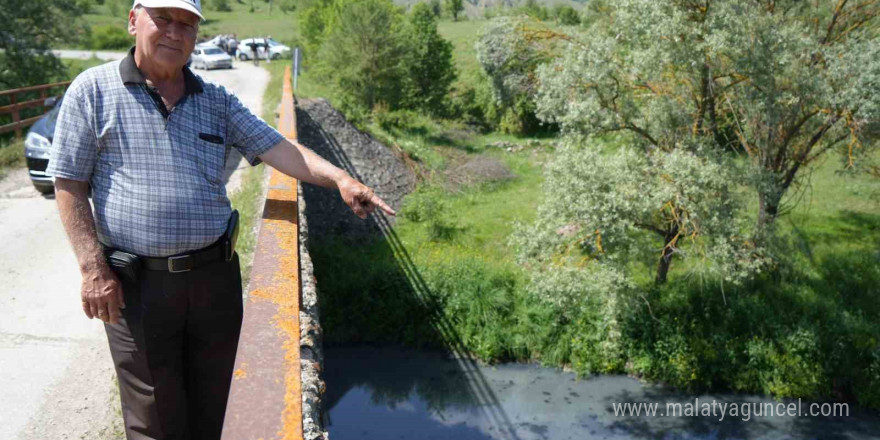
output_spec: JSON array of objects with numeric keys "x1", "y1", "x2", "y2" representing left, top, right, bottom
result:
[
  {"x1": 476, "y1": 16, "x2": 564, "y2": 134},
  {"x1": 513, "y1": 137, "x2": 763, "y2": 286},
  {"x1": 536, "y1": 0, "x2": 880, "y2": 234}
]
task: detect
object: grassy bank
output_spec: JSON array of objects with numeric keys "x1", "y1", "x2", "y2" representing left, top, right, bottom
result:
[
  {"x1": 308, "y1": 125, "x2": 880, "y2": 409},
  {"x1": 270, "y1": 30, "x2": 880, "y2": 408}
]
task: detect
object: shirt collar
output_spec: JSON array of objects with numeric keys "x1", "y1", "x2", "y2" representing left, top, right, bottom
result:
[{"x1": 119, "y1": 46, "x2": 203, "y2": 95}]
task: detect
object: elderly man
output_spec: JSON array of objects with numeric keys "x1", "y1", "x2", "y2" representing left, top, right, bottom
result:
[{"x1": 47, "y1": 0, "x2": 394, "y2": 438}]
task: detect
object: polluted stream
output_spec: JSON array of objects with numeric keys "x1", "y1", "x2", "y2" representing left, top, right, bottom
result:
[{"x1": 323, "y1": 346, "x2": 880, "y2": 440}]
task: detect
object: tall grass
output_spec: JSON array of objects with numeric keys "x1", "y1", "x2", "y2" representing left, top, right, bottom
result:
[{"x1": 229, "y1": 163, "x2": 268, "y2": 290}]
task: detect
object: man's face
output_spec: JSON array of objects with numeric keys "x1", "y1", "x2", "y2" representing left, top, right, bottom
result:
[{"x1": 128, "y1": 6, "x2": 199, "y2": 69}]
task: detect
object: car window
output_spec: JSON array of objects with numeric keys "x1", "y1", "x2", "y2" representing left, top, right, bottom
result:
[
  {"x1": 204, "y1": 48, "x2": 223, "y2": 55},
  {"x1": 194, "y1": 49, "x2": 201, "y2": 55}
]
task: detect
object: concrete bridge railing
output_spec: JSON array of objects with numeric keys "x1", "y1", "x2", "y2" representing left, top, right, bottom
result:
[{"x1": 222, "y1": 66, "x2": 326, "y2": 440}]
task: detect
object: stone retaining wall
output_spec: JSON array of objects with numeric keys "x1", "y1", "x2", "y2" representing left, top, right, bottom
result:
[
  {"x1": 294, "y1": 98, "x2": 416, "y2": 439},
  {"x1": 298, "y1": 182, "x2": 327, "y2": 440}
]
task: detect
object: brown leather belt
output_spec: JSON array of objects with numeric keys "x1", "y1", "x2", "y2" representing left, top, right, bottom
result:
[{"x1": 141, "y1": 240, "x2": 228, "y2": 273}]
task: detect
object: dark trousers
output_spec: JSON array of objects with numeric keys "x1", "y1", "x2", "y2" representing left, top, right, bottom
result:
[{"x1": 104, "y1": 254, "x2": 244, "y2": 440}]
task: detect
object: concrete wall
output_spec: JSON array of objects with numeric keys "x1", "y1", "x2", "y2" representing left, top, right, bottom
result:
[
  {"x1": 294, "y1": 97, "x2": 417, "y2": 439},
  {"x1": 298, "y1": 182, "x2": 327, "y2": 440}
]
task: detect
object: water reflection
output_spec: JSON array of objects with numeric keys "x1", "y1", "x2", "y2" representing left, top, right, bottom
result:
[{"x1": 324, "y1": 346, "x2": 880, "y2": 440}]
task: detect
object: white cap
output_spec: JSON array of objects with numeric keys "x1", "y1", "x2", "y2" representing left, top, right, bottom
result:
[{"x1": 133, "y1": 0, "x2": 204, "y2": 21}]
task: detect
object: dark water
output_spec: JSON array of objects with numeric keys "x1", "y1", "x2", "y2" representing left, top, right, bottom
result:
[{"x1": 323, "y1": 346, "x2": 880, "y2": 440}]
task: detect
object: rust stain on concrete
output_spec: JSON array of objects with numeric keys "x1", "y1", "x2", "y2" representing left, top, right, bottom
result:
[{"x1": 222, "y1": 65, "x2": 304, "y2": 440}]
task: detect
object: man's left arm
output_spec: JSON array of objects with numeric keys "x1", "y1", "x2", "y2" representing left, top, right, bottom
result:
[
  {"x1": 223, "y1": 88, "x2": 395, "y2": 219},
  {"x1": 259, "y1": 138, "x2": 396, "y2": 219}
]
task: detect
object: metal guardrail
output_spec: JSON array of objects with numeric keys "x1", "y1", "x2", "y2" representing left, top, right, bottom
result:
[
  {"x1": 0, "y1": 80, "x2": 71, "y2": 138},
  {"x1": 222, "y1": 66, "x2": 304, "y2": 440}
]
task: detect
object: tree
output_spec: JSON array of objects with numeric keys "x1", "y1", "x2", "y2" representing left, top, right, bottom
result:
[
  {"x1": 522, "y1": 0, "x2": 549, "y2": 21},
  {"x1": 445, "y1": 0, "x2": 463, "y2": 21},
  {"x1": 475, "y1": 16, "x2": 561, "y2": 134},
  {"x1": 554, "y1": 5, "x2": 580, "y2": 26},
  {"x1": 514, "y1": 137, "x2": 761, "y2": 286},
  {"x1": 406, "y1": 2, "x2": 457, "y2": 114},
  {"x1": 316, "y1": 0, "x2": 410, "y2": 112},
  {"x1": 0, "y1": 0, "x2": 89, "y2": 90},
  {"x1": 429, "y1": 0, "x2": 442, "y2": 17},
  {"x1": 535, "y1": 0, "x2": 880, "y2": 236}
]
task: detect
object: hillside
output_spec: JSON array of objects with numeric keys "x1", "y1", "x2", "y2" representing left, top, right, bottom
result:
[
  {"x1": 391, "y1": 0, "x2": 585, "y2": 19},
  {"x1": 81, "y1": 0, "x2": 582, "y2": 44}
]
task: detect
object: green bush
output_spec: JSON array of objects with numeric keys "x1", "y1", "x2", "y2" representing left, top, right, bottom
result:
[
  {"x1": 401, "y1": 185, "x2": 458, "y2": 241},
  {"x1": 554, "y1": 5, "x2": 581, "y2": 26},
  {"x1": 447, "y1": 70, "x2": 499, "y2": 131},
  {"x1": 211, "y1": 0, "x2": 232, "y2": 12},
  {"x1": 90, "y1": 25, "x2": 131, "y2": 50},
  {"x1": 0, "y1": 139, "x2": 25, "y2": 171},
  {"x1": 373, "y1": 105, "x2": 425, "y2": 133}
]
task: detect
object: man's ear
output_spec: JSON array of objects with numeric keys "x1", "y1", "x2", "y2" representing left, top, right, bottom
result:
[{"x1": 128, "y1": 9, "x2": 138, "y2": 36}]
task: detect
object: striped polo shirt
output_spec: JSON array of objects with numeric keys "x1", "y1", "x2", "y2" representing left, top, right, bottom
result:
[{"x1": 47, "y1": 48, "x2": 285, "y2": 257}]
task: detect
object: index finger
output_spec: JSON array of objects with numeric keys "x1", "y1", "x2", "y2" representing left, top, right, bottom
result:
[
  {"x1": 370, "y1": 195, "x2": 396, "y2": 216},
  {"x1": 107, "y1": 291, "x2": 122, "y2": 325}
]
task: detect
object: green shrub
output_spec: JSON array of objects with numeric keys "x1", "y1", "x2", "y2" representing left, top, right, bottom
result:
[
  {"x1": 90, "y1": 25, "x2": 131, "y2": 50},
  {"x1": 373, "y1": 106, "x2": 425, "y2": 133},
  {"x1": 0, "y1": 139, "x2": 25, "y2": 170},
  {"x1": 744, "y1": 330, "x2": 829, "y2": 399},
  {"x1": 554, "y1": 5, "x2": 581, "y2": 26},
  {"x1": 447, "y1": 70, "x2": 499, "y2": 131},
  {"x1": 211, "y1": 0, "x2": 232, "y2": 12},
  {"x1": 401, "y1": 185, "x2": 458, "y2": 241}
]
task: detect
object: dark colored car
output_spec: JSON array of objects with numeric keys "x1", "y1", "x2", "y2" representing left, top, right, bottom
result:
[{"x1": 24, "y1": 96, "x2": 62, "y2": 194}]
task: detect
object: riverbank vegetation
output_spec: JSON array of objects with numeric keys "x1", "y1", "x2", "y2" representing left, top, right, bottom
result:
[{"x1": 285, "y1": 0, "x2": 880, "y2": 410}]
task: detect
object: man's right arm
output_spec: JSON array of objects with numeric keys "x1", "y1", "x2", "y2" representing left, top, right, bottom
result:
[{"x1": 55, "y1": 178, "x2": 123, "y2": 324}]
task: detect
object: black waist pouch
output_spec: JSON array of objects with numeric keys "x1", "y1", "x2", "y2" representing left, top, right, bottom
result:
[
  {"x1": 105, "y1": 249, "x2": 142, "y2": 283},
  {"x1": 224, "y1": 209, "x2": 240, "y2": 261}
]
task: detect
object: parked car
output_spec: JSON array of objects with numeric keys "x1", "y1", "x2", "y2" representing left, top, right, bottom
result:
[
  {"x1": 190, "y1": 45, "x2": 233, "y2": 70},
  {"x1": 24, "y1": 96, "x2": 62, "y2": 194},
  {"x1": 201, "y1": 35, "x2": 223, "y2": 47},
  {"x1": 237, "y1": 38, "x2": 291, "y2": 60}
]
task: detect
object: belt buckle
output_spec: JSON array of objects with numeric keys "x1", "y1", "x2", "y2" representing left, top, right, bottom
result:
[{"x1": 168, "y1": 255, "x2": 192, "y2": 273}]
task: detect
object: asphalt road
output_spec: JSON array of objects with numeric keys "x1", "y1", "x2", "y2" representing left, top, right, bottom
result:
[
  {"x1": 51, "y1": 50, "x2": 127, "y2": 61},
  {"x1": 0, "y1": 58, "x2": 272, "y2": 439}
]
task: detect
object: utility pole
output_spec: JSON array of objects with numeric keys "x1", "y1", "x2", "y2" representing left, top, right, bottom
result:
[{"x1": 293, "y1": 47, "x2": 301, "y2": 92}]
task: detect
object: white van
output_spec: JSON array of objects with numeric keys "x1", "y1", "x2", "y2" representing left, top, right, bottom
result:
[{"x1": 237, "y1": 38, "x2": 292, "y2": 60}]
